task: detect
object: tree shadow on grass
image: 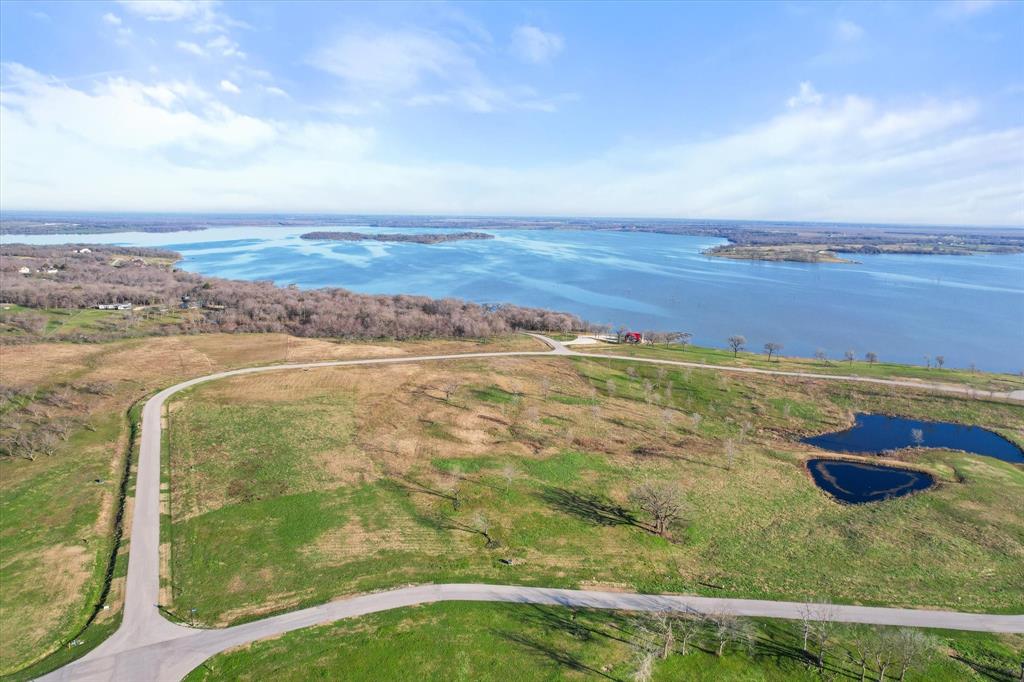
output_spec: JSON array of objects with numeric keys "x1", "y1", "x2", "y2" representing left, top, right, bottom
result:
[
  {"x1": 537, "y1": 486, "x2": 644, "y2": 529},
  {"x1": 953, "y1": 655, "x2": 1019, "y2": 682},
  {"x1": 514, "y1": 605, "x2": 635, "y2": 647},
  {"x1": 494, "y1": 630, "x2": 620, "y2": 680}
]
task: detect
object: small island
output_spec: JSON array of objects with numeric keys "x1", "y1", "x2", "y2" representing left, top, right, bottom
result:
[{"x1": 300, "y1": 231, "x2": 494, "y2": 244}]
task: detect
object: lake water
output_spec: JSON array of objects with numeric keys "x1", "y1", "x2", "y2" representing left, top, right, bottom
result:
[
  {"x1": 8, "y1": 225, "x2": 1024, "y2": 372},
  {"x1": 805, "y1": 458, "x2": 935, "y2": 504},
  {"x1": 803, "y1": 413, "x2": 1024, "y2": 464}
]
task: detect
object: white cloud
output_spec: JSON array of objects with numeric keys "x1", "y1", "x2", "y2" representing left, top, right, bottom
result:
[
  {"x1": 510, "y1": 25, "x2": 564, "y2": 64},
  {"x1": 262, "y1": 85, "x2": 289, "y2": 98},
  {"x1": 176, "y1": 41, "x2": 205, "y2": 57},
  {"x1": 102, "y1": 13, "x2": 122, "y2": 26},
  {"x1": 787, "y1": 82, "x2": 823, "y2": 108},
  {"x1": 309, "y1": 27, "x2": 571, "y2": 113},
  {"x1": 218, "y1": 79, "x2": 240, "y2": 94},
  {"x1": 1, "y1": 66, "x2": 1019, "y2": 225},
  {"x1": 116, "y1": 0, "x2": 215, "y2": 22},
  {"x1": 310, "y1": 30, "x2": 469, "y2": 92},
  {"x1": 834, "y1": 20, "x2": 864, "y2": 42},
  {"x1": 207, "y1": 35, "x2": 245, "y2": 58},
  {"x1": 939, "y1": 0, "x2": 1004, "y2": 18}
]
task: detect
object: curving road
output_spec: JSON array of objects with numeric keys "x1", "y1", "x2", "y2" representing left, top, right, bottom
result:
[{"x1": 39, "y1": 335, "x2": 1024, "y2": 682}]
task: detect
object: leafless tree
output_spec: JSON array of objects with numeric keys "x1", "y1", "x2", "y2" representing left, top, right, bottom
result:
[
  {"x1": 865, "y1": 352, "x2": 878, "y2": 364},
  {"x1": 710, "y1": 613, "x2": 751, "y2": 656},
  {"x1": 910, "y1": 428, "x2": 924, "y2": 446},
  {"x1": 667, "y1": 332, "x2": 693, "y2": 348},
  {"x1": 470, "y1": 512, "x2": 497, "y2": 548},
  {"x1": 923, "y1": 355, "x2": 931, "y2": 369},
  {"x1": 629, "y1": 479, "x2": 690, "y2": 538},
  {"x1": 724, "y1": 439, "x2": 737, "y2": 470},
  {"x1": 935, "y1": 355, "x2": 945, "y2": 369},
  {"x1": 632, "y1": 611, "x2": 676, "y2": 661},
  {"x1": 891, "y1": 629, "x2": 933, "y2": 682},
  {"x1": 500, "y1": 464, "x2": 519, "y2": 494},
  {"x1": 727, "y1": 335, "x2": 746, "y2": 357},
  {"x1": 675, "y1": 611, "x2": 705, "y2": 655},
  {"x1": 844, "y1": 349, "x2": 856, "y2": 365},
  {"x1": 763, "y1": 342, "x2": 783, "y2": 361},
  {"x1": 814, "y1": 348, "x2": 829, "y2": 364},
  {"x1": 439, "y1": 379, "x2": 461, "y2": 402}
]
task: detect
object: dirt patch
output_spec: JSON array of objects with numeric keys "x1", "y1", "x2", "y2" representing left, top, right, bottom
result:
[{"x1": 216, "y1": 589, "x2": 316, "y2": 627}]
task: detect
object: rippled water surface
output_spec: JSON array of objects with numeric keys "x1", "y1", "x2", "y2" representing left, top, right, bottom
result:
[{"x1": 11, "y1": 226, "x2": 1024, "y2": 371}]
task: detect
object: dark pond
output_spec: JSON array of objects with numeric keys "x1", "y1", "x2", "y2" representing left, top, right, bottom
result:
[
  {"x1": 806, "y1": 458, "x2": 935, "y2": 504},
  {"x1": 802, "y1": 413, "x2": 1024, "y2": 464}
]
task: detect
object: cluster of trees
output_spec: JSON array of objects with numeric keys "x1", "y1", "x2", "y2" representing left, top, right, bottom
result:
[
  {"x1": 1, "y1": 245, "x2": 581, "y2": 341},
  {"x1": 0, "y1": 382, "x2": 114, "y2": 461},
  {"x1": 628, "y1": 606, "x2": 938, "y2": 682}
]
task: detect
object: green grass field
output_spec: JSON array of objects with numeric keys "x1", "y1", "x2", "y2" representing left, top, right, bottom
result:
[
  {"x1": 182, "y1": 602, "x2": 1024, "y2": 681},
  {"x1": 164, "y1": 356, "x2": 1024, "y2": 631},
  {"x1": 0, "y1": 333, "x2": 544, "y2": 675},
  {"x1": 574, "y1": 340, "x2": 1024, "y2": 393}
]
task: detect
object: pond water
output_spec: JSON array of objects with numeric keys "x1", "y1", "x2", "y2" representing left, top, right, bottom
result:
[
  {"x1": 806, "y1": 458, "x2": 935, "y2": 504},
  {"x1": 802, "y1": 413, "x2": 1024, "y2": 464}
]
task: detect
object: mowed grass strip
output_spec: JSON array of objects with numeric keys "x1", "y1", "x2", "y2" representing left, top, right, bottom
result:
[
  {"x1": 165, "y1": 357, "x2": 1024, "y2": 628},
  {"x1": 182, "y1": 602, "x2": 1024, "y2": 682}
]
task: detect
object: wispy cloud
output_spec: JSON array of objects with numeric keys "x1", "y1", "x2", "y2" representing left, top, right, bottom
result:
[
  {"x1": 102, "y1": 13, "x2": 122, "y2": 26},
  {"x1": 834, "y1": 19, "x2": 864, "y2": 42},
  {"x1": 786, "y1": 81, "x2": 823, "y2": 108},
  {"x1": 310, "y1": 26, "x2": 572, "y2": 113},
  {"x1": 938, "y1": 0, "x2": 1005, "y2": 19},
  {"x1": 218, "y1": 79, "x2": 240, "y2": 94},
  {"x1": 510, "y1": 26, "x2": 565, "y2": 64},
  {"x1": 177, "y1": 41, "x2": 205, "y2": 57},
  {"x1": 3, "y1": 68, "x2": 1018, "y2": 224}
]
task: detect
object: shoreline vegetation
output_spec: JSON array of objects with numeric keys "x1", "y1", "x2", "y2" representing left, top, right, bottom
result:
[
  {"x1": 0, "y1": 244, "x2": 580, "y2": 342},
  {"x1": 299, "y1": 231, "x2": 494, "y2": 244},
  {"x1": 3, "y1": 214, "x2": 1022, "y2": 264}
]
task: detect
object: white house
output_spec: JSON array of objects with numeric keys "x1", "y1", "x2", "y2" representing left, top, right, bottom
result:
[
  {"x1": 18, "y1": 266, "x2": 31, "y2": 275},
  {"x1": 95, "y1": 303, "x2": 133, "y2": 310},
  {"x1": 77, "y1": 247, "x2": 92, "y2": 254}
]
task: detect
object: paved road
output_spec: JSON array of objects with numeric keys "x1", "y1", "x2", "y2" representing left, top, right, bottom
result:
[{"x1": 39, "y1": 335, "x2": 1024, "y2": 681}]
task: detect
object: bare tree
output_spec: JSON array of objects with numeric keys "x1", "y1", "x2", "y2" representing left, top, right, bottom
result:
[
  {"x1": 439, "y1": 379, "x2": 461, "y2": 402},
  {"x1": 891, "y1": 629, "x2": 933, "y2": 682},
  {"x1": 865, "y1": 352, "x2": 878, "y2": 365},
  {"x1": 724, "y1": 439, "x2": 737, "y2": 470},
  {"x1": 814, "y1": 348, "x2": 829, "y2": 365},
  {"x1": 629, "y1": 479, "x2": 690, "y2": 538},
  {"x1": 910, "y1": 428, "x2": 924, "y2": 446},
  {"x1": 935, "y1": 355, "x2": 945, "y2": 369},
  {"x1": 727, "y1": 335, "x2": 746, "y2": 358},
  {"x1": 844, "y1": 349, "x2": 855, "y2": 365},
  {"x1": 668, "y1": 332, "x2": 693, "y2": 348},
  {"x1": 711, "y1": 613, "x2": 750, "y2": 656},
  {"x1": 923, "y1": 355, "x2": 931, "y2": 369},
  {"x1": 633, "y1": 611, "x2": 676, "y2": 660},
  {"x1": 763, "y1": 342, "x2": 783, "y2": 361},
  {"x1": 500, "y1": 464, "x2": 519, "y2": 494},
  {"x1": 676, "y1": 611, "x2": 705, "y2": 655},
  {"x1": 470, "y1": 512, "x2": 497, "y2": 548}
]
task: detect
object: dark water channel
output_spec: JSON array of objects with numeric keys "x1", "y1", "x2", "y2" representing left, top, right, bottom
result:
[
  {"x1": 802, "y1": 413, "x2": 1022, "y2": 503},
  {"x1": 805, "y1": 458, "x2": 935, "y2": 504},
  {"x1": 802, "y1": 413, "x2": 1023, "y2": 464}
]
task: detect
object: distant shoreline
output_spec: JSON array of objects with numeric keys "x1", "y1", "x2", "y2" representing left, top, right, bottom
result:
[
  {"x1": 2, "y1": 214, "x2": 1022, "y2": 264},
  {"x1": 299, "y1": 231, "x2": 494, "y2": 244}
]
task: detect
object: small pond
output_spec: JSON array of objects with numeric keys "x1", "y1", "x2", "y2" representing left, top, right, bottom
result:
[
  {"x1": 806, "y1": 458, "x2": 935, "y2": 504},
  {"x1": 802, "y1": 413, "x2": 1024, "y2": 464}
]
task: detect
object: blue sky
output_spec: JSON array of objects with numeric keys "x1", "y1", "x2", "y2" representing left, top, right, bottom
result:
[{"x1": 1, "y1": 0, "x2": 1021, "y2": 225}]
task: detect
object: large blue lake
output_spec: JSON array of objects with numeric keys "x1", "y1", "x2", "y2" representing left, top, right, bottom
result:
[{"x1": 9, "y1": 226, "x2": 1024, "y2": 372}]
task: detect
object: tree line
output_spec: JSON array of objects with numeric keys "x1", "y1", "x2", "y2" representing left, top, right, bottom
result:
[{"x1": 0, "y1": 244, "x2": 581, "y2": 341}]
